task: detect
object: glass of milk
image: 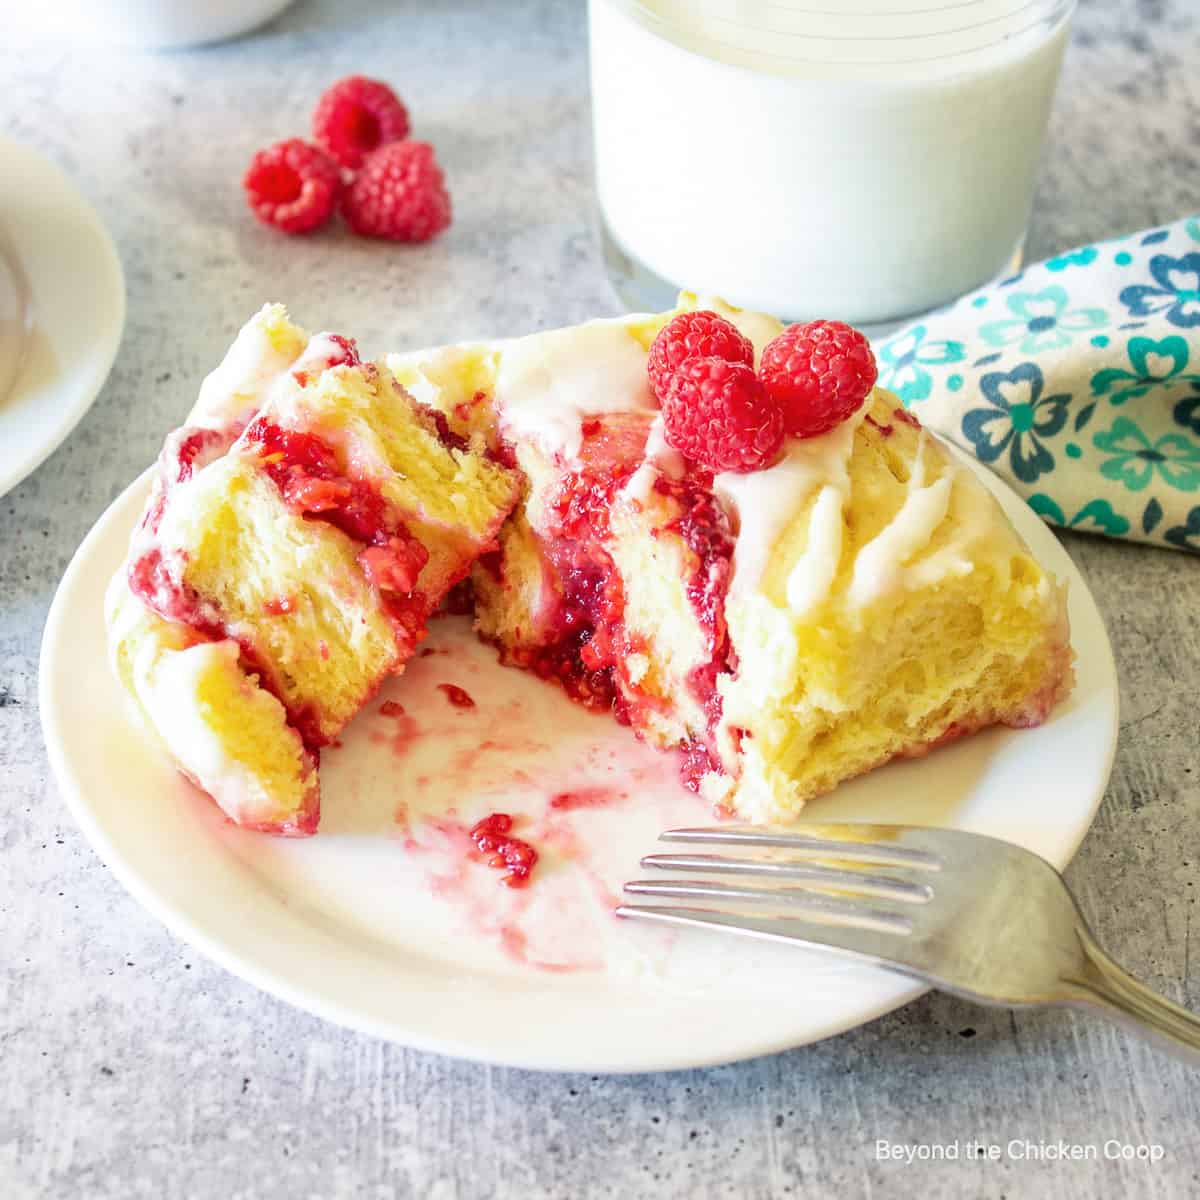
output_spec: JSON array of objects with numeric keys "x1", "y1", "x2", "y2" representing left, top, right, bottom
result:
[{"x1": 590, "y1": 0, "x2": 1076, "y2": 330}]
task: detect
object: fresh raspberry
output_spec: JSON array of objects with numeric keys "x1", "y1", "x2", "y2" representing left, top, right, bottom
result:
[
  {"x1": 312, "y1": 75, "x2": 411, "y2": 170},
  {"x1": 646, "y1": 311, "x2": 755, "y2": 402},
  {"x1": 243, "y1": 138, "x2": 341, "y2": 235},
  {"x1": 342, "y1": 141, "x2": 452, "y2": 242},
  {"x1": 662, "y1": 357, "x2": 784, "y2": 473},
  {"x1": 759, "y1": 320, "x2": 878, "y2": 439}
]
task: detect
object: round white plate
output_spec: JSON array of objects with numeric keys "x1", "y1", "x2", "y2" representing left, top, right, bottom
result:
[
  {"x1": 0, "y1": 136, "x2": 125, "y2": 499},
  {"x1": 11, "y1": 0, "x2": 295, "y2": 50},
  {"x1": 41, "y1": 461, "x2": 1118, "y2": 1072}
]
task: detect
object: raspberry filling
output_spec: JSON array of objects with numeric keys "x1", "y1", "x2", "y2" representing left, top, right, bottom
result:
[
  {"x1": 242, "y1": 417, "x2": 431, "y2": 648},
  {"x1": 131, "y1": 373, "x2": 743, "y2": 810},
  {"x1": 437, "y1": 683, "x2": 476, "y2": 708},
  {"x1": 174, "y1": 427, "x2": 236, "y2": 484},
  {"x1": 469, "y1": 812, "x2": 538, "y2": 888},
  {"x1": 652, "y1": 473, "x2": 736, "y2": 792},
  {"x1": 427, "y1": 408, "x2": 470, "y2": 454},
  {"x1": 140, "y1": 426, "x2": 240, "y2": 539},
  {"x1": 127, "y1": 546, "x2": 220, "y2": 637},
  {"x1": 499, "y1": 418, "x2": 647, "y2": 718},
  {"x1": 549, "y1": 787, "x2": 623, "y2": 812},
  {"x1": 653, "y1": 473, "x2": 733, "y2": 663},
  {"x1": 489, "y1": 416, "x2": 737, "y2": 791},
  {"x1": 129, "y1": 415, "x2": 436, "y2": 752}
]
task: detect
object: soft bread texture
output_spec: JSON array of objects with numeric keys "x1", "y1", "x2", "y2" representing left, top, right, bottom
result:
[
  {"x1": 110, "y1": 298, "x2": 1072, "y2": 835},
  {"x1": 471, "y1": 509, "x2": 555, "y2": 648},
  {"x1": 391, "y1": 340, "x2": 712, "y2": 747},
  {"x1": 388, "y1": 296, "x2": 1073, "y2": 822},
  {"x1": 277, "y1": 361, "x2": 519, "y2": 591},
  {"x1": 606, "y1": 486, "x2": 718, "y2": 745},
  {"x1": 105, "y1": 575, "x2": 318, "y2": 835},
  {"x1": 713, "y1": 387, "x2": 1072, "y2": 821},
  {"x1": 189, "y1": 302, "x2": 308, "y2": 431},
  {"x1": 157, "y1": 454, "x2": 400, "y2": 743},
  {"x1": 108, "y1": 306, "x2": 521, "y2": 833}
]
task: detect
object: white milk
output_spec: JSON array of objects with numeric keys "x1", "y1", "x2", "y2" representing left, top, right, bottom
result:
[{"x1": 590, "y1": 0, "x2": 1074, "y2": 326}]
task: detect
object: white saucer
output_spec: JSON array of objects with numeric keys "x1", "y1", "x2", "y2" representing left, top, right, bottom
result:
[
  {"x1": 40, "y1": 460, "x2": 1117, "y2": 1072},
  {"x1": 0, "y1": 136, "x2": 125, "y2": 499}
]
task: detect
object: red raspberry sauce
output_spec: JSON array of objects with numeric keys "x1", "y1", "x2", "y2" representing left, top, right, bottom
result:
[
  {"x1": 498, "y1": 417, "x2": 645, "y2": 716},
  {"x1": 548, "y1": 786, "x2": 625, "y2": 812},
  {"x1": 242, "y1": 417, "x2": 430, "y2": 649},
  {"x1": 469, "y1": 813, "x2": 538, "y2": 888},
  {"x1": 489, "y1": 415, "x2": 736, "y2": 792},
  {"x1": 437, "y1": 683, "x2": 476, "y2": 708}
]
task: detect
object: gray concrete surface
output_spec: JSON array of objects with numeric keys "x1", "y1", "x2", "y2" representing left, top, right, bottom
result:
[{"x1": 2, "y1": 1, "x2": 1199, "y2": 1196}]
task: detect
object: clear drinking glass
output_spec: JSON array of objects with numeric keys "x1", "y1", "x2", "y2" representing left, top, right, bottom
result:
[{"x1": 590, "y1": 0, "x2": 1076, "y2": 331}]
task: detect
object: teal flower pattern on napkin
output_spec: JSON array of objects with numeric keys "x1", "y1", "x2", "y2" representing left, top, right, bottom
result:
[
  {"x1": 875, "y1": 324, "x2": 966, "y2": 404},
  {"x1": 1165, "y1": 505, "x2": 1200, "y2": 549},
  {"x1": 979, "y1": 286, "x2": 1107, "y2": 355},
  {"x1": 1173, "y1": 383, "x2": 1200, "y2": 435},
  {"x1": 1029, "y1": 494, "x2": 1132, "y2": 536},
  {"x1": 1045, "y1": 247, "x2": 1099, "y2": 272},
  {"x1": 1093, "y1": 417, "x2": 1200, "y2": 492},
  {"x1": 962, "y1": 363, "x2": 1068, "y2": 483},
  {"x1": 1090, "y1": 335, "x2": 1196, "y2": 405},
  {"x1": 1119, "y1": 252, "x2": 1200, "y2": 328},
  {"x1": 877, "y1": 214, "x2": 1200, "y2": 552}
]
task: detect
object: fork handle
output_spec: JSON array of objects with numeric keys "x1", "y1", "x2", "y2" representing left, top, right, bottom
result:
[{"x1": 1062, "y1": 925, "x2": 1200, "y2": 1065}]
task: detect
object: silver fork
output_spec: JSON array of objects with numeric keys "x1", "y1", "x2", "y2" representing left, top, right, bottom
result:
[{"x1": 616, "y1": 824, "x2": 1200, "y2": 1063}]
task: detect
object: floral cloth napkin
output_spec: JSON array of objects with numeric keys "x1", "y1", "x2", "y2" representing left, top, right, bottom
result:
[{"x1": 876, "y1": 216, "x2": 1200, "y2": 552}]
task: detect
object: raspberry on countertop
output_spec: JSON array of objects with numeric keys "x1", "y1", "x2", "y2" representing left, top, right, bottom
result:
[
  {"x1": 242, "y1": 138, "x2": 342, "y2": 235},
  {"x1": 342, "y1": 140, "x2": 452, "y2": 243},
  {"x1": 312, "y1": 75, "x2": 411, "y2": 170}
]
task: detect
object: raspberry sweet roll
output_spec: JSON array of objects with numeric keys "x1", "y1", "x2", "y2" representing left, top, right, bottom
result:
[
  {"x1": 107, "y1": 305, "x2": 521, "y2": 834},
  {"x1": 107, "y1": 295, "x2": 1072, "y2": 839},
  {"x1": 388, "y1": 295, "x2": 1073, "y2": 821}
]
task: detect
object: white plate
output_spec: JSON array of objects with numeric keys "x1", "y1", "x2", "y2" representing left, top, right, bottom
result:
[
  {"x1": 12, "y1": 0, "x2": 296, "y2": 50},
  {"x1": 0, "y1": 136, "x2": 125, "y2": 499},
  {"x1": 41, "y1": 460, "x2": 1118, "y2": 1072}
]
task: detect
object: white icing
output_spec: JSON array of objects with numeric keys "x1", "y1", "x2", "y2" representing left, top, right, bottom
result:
[
  {"x1": 621, "y1": 412, "x2": 686, "y2": 505},
  {"x1": 687, "y1": 294, "x2": 783, "y2": 366},
  {"x1": 784, "y1": 485, "x2": 844, "y2": 618},
  {"x1": 715, "y1": 403, "x2": 864, "y2": 598},
  {"x1": 643, "y1": 412, "x2": 685, "y2": 476},
  {"x1": 847, "y1": 431, "x2": 966, "y2": 609},
  {"x1": 104, "y1": 568, "x2": 149, "y2": 678},
  {"x1": 133, "y1": 315, "x2": 332, "y2": 594},
  {"x1": 106, "y1": 573, "x2": 262, "y2": 819},
  {"x1": 717, "y1": 407, "x2": 1005, "y2": 618},
  {"x1": 493, "y1": 318, "x2": 658, "y2": 463},
  {"x1": 849, "y1": 474, "x2": 953, "y2": 608},
  {"x1": 151, "y1": 639, "x2": 303, "y2": 824},
  {"x1": 139, "y1": 639, "x2": 259, "y2": 818},
  {"x1": 188, "y1": 304, "x2": 305, "y2": 431}
]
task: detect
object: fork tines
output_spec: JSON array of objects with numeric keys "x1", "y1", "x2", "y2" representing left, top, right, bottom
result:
[
  {"x1": 617, "y1": 825, "x2": 943, "y2": 937},
  {"x1": 655, "y1": 826, "x2": 941, "y2": 869}
]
